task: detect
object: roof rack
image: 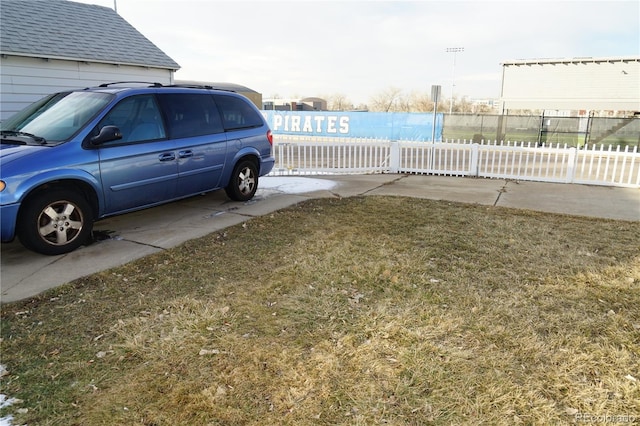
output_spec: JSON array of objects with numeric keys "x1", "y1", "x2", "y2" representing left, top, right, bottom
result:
[
  {"x1": 167, "y1": 83, "x2": 236, "y2": 93},
  {"x1": 98, "y1": 81, "x2": 163, "y2": 88},
  {"x1": 95, "y1": 82, "x2": 240, "y2": 93},
  {"x1": 168, "y1": 83, "x2": 212, "y2": 89}
]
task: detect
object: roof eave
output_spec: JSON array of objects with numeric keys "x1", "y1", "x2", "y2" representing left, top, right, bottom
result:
[
  {"x1": 0, "y1": 51, "x2": 180, "y2": 71},
  {"x1": 501, "y1": 56, "x2": 640, "y2": 66}
]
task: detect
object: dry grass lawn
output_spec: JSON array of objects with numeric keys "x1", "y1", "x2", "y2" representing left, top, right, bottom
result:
[{"x1": 1, "y1": 195, "x2": 639, "y2": 425}]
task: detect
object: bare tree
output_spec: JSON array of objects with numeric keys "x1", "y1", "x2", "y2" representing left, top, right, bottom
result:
[
  {"x1": 440, "y1": 97, "x2": 455, "y2": 113},
  {"x1": 409, "y1": 91, "x2": 433, "y2": 112},
  {"x1": 397, "y1": 93, "x2": 412, "y2": 112},
  {"x1": 456, "y1": 97, "x2": 474, "y2": 113},
  {"x1": 369, "y1": 87, "x2": 404, "y2": 112},
  {"x1": 473, "y1": 104, "x2": 493, "y2": 113},
  {"x1": 326, "y1": 93, "x2": 353, "y2": 111},
  {"x1": 366, "y1": 87, "x2": 498, "y2": 114}
]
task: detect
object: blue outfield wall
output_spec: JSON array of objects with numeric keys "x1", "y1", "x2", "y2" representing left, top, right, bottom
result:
[{"x1": 261, "y1": 111, "x2": 444, "y2": 141}]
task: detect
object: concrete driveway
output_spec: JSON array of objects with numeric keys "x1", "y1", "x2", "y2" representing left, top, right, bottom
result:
[{"x1": 2, "y1": 175, "x2": 639, "y2": 303}]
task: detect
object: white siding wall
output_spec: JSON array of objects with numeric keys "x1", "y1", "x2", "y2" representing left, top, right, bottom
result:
[
  {"x1": 0, "y1": 55, "x2": 174, "y2": 120},
  {"x1": 500, "y1": 58, "x2": 640, "y2": 112}
]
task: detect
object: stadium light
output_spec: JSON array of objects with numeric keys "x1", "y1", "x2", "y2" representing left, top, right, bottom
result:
[{"x1": 446, "y1": 47, "x2": 464, "y2": 114}]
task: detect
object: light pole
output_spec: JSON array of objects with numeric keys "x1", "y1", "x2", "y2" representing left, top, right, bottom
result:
[{"x1": 446, "y1": 47, "x2": 464, "y2": 114}]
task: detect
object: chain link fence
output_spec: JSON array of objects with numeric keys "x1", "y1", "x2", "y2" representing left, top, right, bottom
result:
[{"x1": 443, "y1": 115, "x2": 639, "y2": 148}]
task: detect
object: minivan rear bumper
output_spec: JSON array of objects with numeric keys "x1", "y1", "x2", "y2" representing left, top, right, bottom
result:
[{"x1": 260, "y1": 156, "x2": 275, "y2": 176}]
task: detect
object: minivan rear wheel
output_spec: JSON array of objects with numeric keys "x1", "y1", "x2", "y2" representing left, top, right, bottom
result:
[
  {"x1": 225, "y1": 160, "x2": 258, "y2": 201},
  {"x1": 18, "y1": 190, "x2": 93, "y2": 255}
]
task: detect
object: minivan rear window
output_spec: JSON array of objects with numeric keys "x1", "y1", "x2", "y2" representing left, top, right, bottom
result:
[{"x1": 214, "y1": 94, "x2": 263, "y2": 131}]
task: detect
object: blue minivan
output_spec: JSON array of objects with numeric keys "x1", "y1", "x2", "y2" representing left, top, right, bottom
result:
[{"x1": 0, "y1": 83, "x2": 275, "y2": 255}]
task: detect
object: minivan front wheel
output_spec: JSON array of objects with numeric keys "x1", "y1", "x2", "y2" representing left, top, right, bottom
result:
[
  {"x1": 18, "y1": 190, "x2": 93, "y2": 255},
  {"x1": 225, "y1": 160, "x2": 258, "y2": 201}
]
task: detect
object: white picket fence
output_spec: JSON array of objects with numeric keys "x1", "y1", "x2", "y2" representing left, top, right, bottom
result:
[{"x1": 271, "y1": 135, "x2": 640, "y2": 188}]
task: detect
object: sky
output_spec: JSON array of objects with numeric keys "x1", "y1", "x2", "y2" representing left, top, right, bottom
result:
[{"x1": 74, "y1": 0, "x2": 639, "y2": 105}]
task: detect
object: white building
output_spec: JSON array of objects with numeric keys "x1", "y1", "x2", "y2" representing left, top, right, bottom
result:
[
  {"x1": 0, "y1": 0, "x2": 180, "y2": 120},
  {"x1": 499, "y1": 56, "x2": 640, "y2": 116}
]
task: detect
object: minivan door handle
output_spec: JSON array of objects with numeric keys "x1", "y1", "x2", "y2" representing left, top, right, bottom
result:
[
  {"x1": 178, "y1": 150, "x2": 193, "y2": 158},
  {"x1": 158, "y1": 152, "x2": 176, "y2": 162}
]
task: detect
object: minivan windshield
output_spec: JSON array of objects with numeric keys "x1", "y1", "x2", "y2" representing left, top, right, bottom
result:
[{"x1": 1, "y1": 91, "x2": 114, "y2": 143}]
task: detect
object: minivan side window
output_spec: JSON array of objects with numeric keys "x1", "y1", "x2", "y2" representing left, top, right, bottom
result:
[
  {"x1": 158, "y1": 93, "x2": 224, "y2": 139},
  {"x1": 214, "y1": 94, "x2": 263, "y2": 131},
  {"x1": 96, "y1": 94, "x2": 165, "y2": 144}
]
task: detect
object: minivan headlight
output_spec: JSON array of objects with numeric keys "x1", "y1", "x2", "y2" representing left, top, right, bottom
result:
[{"x1": 0, "y1": 180, "x2": 5, "y2": 192}]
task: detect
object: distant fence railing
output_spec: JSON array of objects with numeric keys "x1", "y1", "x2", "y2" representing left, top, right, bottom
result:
[
  {"x1": 271, "y1": 135, "x2": 640, "y2": 188},
  {"x1": 443, "y1": 115, "x2": 639, "y2": 148}
]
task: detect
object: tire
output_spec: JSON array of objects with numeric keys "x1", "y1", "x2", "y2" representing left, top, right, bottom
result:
[
  {"x1": 18, "y1": 190, "x2": 93, "y2": 255},
  {"x1": 225, "y1": 160, "x2": 259, "y2": 201}
]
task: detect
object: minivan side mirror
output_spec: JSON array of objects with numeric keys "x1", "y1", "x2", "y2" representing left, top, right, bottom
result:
[{"x1": 89, "y1": 125, "x2": 122, "y2": 145}]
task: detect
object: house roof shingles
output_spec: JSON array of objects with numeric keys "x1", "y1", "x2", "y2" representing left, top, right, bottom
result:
[{"x1": 0, "y1": 0, "x2": 180, "y2": 70}]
